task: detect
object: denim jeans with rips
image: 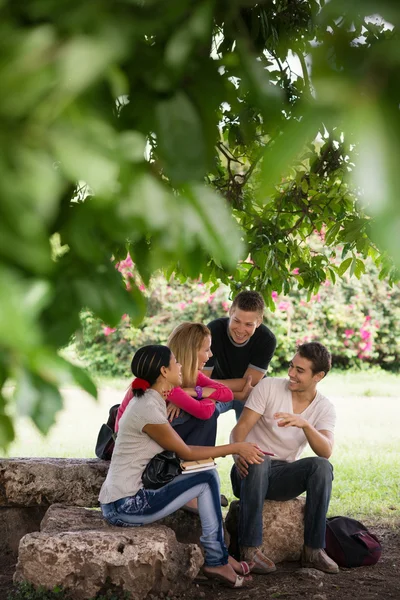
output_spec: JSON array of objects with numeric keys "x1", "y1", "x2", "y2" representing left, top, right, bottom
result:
[
  {"x1": 101, "y1": 468, "x2": 229, "y2": 567},
  {"x1": 231, "y1": 456, "x2": 334, "y2": 549}
]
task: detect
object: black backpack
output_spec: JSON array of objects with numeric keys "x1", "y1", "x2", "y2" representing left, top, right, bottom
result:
[
  {"x1": 325, "y1": 516, "x2": 382, "y2": 568},
  {"x1": 95, "y1": 404, "x2": 120, "y2": 460}
]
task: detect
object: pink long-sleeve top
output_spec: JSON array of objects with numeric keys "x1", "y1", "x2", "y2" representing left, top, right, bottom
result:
[{"x1": 114, "y1": 371, "x2": 233, "y2": 432}]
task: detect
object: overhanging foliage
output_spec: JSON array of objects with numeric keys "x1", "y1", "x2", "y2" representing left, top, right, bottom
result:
[{"x1": 0, "y1": 0, "x2": 399, "y2": 446}]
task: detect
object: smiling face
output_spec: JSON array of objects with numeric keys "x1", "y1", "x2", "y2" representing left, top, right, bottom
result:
[
  {"x1": 228, "y1": 308, "x2": 262, "y2": 345},
  {"x1": 287, "y1": 353, "x2": 324, "y2": 393},
  {"x1": 197, "y1": 335, "x2": 212, "y2": 370},
  {"x1": 163, "y1": 353, "x2": 182, "y2": 387}
]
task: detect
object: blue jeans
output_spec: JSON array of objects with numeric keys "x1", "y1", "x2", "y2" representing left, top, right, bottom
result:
[
  {"x1": 172, "y1": 412, "x2": 217, "y2": 446},
  {"x1": 231, "y1": 456, "x2": 334, "y2": 549},
  {"x1": 101, "y1": 469, "x2": 229, "y2": 567},
  {"x1": 215, "y1": 400, "x2": 245, "y2": 421}
]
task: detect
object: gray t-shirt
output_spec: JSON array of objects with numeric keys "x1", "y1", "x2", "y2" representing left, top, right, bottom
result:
[{"x1": 99, "y1": 388, "x2": 169, "y2": 504}]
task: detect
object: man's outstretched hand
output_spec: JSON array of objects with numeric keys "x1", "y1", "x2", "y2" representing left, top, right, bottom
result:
[{"x1": 274, "y1": 412, "x2": 308, "y2": 429}]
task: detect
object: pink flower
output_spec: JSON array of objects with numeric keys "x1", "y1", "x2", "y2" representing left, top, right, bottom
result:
[
  {"x1": 139, "y1": 284, "x2": 146, "y2": 292},
  {"x1": 103, "y1": 326, "x2": 116, "y2": 336},
  {"x1": 178, "y1": 302, "x2": 187, "y2": 310},
  {"x1": 271, "y1": 291, "x2": 278, "y2": 300},
  {"x1": 360, "y1": 328, "x2": 371, "y2": 341},
  {"x1": 122, "y1": 314, "x2": 129, "y2": 321},
  {"x1": 207, "y1": 294, "x2": 215, "y2": 304},
  {"x1": 222, "y1": 301, "x2": 229, "y2": 312},
  {"x1": 345, "y1": 329, "x2": 354, "y2": 338},
  {"x1": 292, "y1": 268, "x2": 299, "y2": 275},
  {"x1": 311, "y1": 293, "x2": 321, "y2": 302},
  {"x1": 364, "y1": 315, "x2": 371, "y2": 322},
  {"x1": 278, "y1": 301, "x2": 291, "y2": 312}
]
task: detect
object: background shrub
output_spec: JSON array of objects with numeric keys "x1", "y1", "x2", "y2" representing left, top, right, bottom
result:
[{"x1": 75, "y1": 262, "x2": 399, "y2": 377}]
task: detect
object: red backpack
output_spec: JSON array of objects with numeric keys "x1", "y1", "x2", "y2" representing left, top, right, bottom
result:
[{"x1": 325, "y1": 516, "x2": 382, "y2": 568}]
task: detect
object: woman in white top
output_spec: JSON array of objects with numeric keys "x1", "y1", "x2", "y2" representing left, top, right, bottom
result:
[{"x1": 99, "y1": 344, "x2": 264, "y2": 589}]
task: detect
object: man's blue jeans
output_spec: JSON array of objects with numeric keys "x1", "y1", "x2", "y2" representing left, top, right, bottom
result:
[
  {"x1": 101, "y1": 469, "x2": 229, "y2": 567},
  {"x1": 231, "y1": 456, "x2": 333, "y2": 549},
  {"x1": 216, "y1": 399, "x2": 244, "y2": 421}
]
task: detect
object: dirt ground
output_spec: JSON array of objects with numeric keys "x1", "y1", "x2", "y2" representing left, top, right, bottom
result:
[{"x1": 1, "y1": 521, "x2": 398, "y2": 600}]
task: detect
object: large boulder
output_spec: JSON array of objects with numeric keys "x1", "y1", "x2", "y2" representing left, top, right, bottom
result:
[
  {"x1": 0, "y1": 506, "x2": 47, "y2": 556},
  {"x1": 0, "y1": 458, "x2": 108, "y2": 507},
  {"x1": 15, "y1": 505, "x2": 203, "y2": 600},
  {"x1": 225, "y1": 498, "x2": 306, "y2": 563},
  {"x1": 41, "y1": 503, "x2": 205, "y2": 544}
]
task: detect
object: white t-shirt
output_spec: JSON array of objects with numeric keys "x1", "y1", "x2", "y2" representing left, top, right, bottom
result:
[
  {"x1": 99, "y1": 389, "x2": 169, "y2": 504},
  {"x1": 244, "y1": 378, "x2": 336, "y2": 462}
]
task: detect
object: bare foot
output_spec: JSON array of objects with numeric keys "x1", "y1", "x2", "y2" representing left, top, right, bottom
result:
[
  {"x1": 203, "y1": 563, "x2": 240, "y2": 586},
  {"x1": 228, "y1": 555, "x2": 254, "y2": 576}
]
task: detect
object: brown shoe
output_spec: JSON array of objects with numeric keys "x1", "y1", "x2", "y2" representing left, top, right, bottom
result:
[
  {"x1": 301, "y1": 546, "x2": 339, "y2": 574},
  {"x1": 240, "y1": 546, "x2": 276, "y2": 574}
]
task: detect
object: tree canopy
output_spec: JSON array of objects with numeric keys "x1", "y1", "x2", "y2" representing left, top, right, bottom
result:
[{"x1": 1, "y1": 0, "x2": 399, "y2": 446}]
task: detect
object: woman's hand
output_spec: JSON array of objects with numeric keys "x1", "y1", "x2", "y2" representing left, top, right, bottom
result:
[
  {"x1": 235, "y1": 442, "x2": 264, "y2": 465},
  {"x1": 166, "y1": 403, "x2": 181, "y2": 421}
]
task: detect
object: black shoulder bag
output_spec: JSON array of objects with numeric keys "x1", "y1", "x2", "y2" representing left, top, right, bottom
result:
[{"x1": 141, "y1": 451, "x2": 182, "y2": 490}]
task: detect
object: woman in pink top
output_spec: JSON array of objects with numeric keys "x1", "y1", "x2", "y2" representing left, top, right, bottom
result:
[
  {"x1": 116, "y1": 323, "x2": 232, "y2": 446},
  {"x1": 166, "y1": 322, "x2": 233, "y2": 446}
]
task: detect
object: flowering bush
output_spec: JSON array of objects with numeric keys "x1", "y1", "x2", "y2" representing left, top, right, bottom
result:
[
  {"x1": 76, "y1": 273, "x2": 231, "y2": 377},
  {"x1": 76, "y1": 260, "x2": 400, "y2": 376}
]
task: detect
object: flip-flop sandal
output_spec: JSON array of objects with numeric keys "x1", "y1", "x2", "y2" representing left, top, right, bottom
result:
[
  {"x1": 203, "y1": 570, "x2": 247, "y2": 589},
  {"x1": 228, "y1": 559, "x2": 253, "y2": 579}
]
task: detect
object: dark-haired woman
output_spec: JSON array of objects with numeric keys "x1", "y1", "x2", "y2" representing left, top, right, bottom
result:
[{"x1": 99, "y1": 345, "x2": 264, "y2": 588}]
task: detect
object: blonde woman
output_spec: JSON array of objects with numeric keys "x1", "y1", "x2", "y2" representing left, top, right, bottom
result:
[{"x1": 166, "y1": 322, "x2": 232, "y2": 446}]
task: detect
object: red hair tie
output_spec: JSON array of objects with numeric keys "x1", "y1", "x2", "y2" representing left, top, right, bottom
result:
[{"x1": 131, "y1": 378, "x2": 151, "y2": 391}]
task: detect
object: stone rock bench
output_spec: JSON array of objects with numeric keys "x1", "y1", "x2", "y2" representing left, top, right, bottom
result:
[
  {"x1": 225, "y1": 497, "x2": 306, "y2": 563},
  {"x1": 0, "y1": 458, "x2": 108, "y2": 507},
  {"x1": 1, "y1": 457, "x2": 307, "y2": 598},
  {"x1": 14, "y1": 505, "x2": 203, "y2": 600},
  {"x1": 0, "y1": 457, "x2": 109, "y2": 556}
]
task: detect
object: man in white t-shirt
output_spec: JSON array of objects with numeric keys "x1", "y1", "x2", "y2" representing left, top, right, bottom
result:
[{"x1": 230, "y1": 342, "x2": 339, "y2": 574}]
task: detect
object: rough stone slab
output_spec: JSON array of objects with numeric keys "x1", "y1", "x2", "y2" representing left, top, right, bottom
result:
[
  {"x1": 225, "y1": 497, "x2": 305, "y2": 563},
  {"x1": 41, "y1": 504, "x2": 107, "y2": 533},
  {"x1": 15, "y1": 526, "x2": 203, "y2": 600},
  {"x1": 0, "y1": 506, "x2": 47, "y2": 556},
  {"x1": 0, "y1": 458, "x2": 108, "y2": 507}
]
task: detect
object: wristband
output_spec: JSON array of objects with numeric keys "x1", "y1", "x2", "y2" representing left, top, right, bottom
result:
[{"x1": 194, "y1": 385, "x2": 203, "y2": 400}]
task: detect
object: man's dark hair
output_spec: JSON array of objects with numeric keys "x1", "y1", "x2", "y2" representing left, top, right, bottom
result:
[
  {"x1": 297, "y1": 342, "x2": 331, "y2": 376},
  {"x1": 231, "y1": 291, "x2": 265, "y2": 315}
]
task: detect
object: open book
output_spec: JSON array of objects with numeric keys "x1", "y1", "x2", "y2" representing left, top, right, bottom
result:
[{"x1": 181, "y1": 458, "x2": 217, "y2": 474}]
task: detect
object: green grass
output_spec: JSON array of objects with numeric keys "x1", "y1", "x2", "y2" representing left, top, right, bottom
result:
[{"x1": 6, "y1": 370, "x2": 400, "y2": 523}]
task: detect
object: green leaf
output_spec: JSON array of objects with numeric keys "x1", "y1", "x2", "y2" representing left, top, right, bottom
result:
[
  {"x1": 337, "y1": 257, "x2": 352, "y2": 276},
  {"x1": 354, "y1": 258, "x2": 366, "y2": 279},
  {"x1": 184, "y1": 184, "x2": 245, "y2": 270},
  {"x1": 14, "y1": 368, "x2": 63, "y2": 434},
  {"x1": 68, "y1": 364, "x2": 98, "y2": 399},
  {"x1": 0, "y1": 410, "x2": 15, "y2": 450},
  {"x1": 155, "y1": 92, "x2": 207, "y2": 182}
]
